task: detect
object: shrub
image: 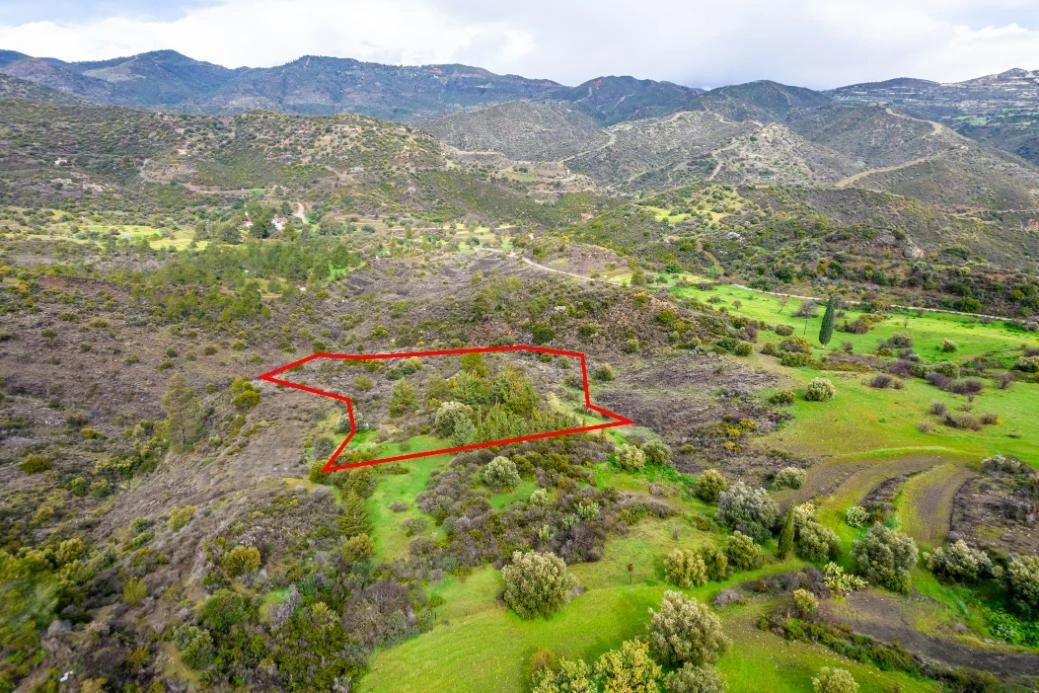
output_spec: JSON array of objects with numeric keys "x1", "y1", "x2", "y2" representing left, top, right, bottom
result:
[
  {"x1": 812, "y1": 667, "x2": 859, "y2": 693},
  {"x1": 726, "y1": 531, "x2": 765, "y2": 571},
  {"x1": 693, "y1": 472, "x2": 728, "y2": 506},
  {"x1": 852, "y1": 523, "x2": 918, "y2": 592},
  {"x1": 615, "y1": 443, "x2": 647, "y2": 471},
  {"x1": 529, "y1": 488, "x2": 549, "y2": 505},
  {"x1": 594, "y1": 639, "x2": 662, "y2": 691},
  {"x1": 773, "y1": 466, "x2": 806, "y2": 489},
  {"x1": 1007, "y1": 555, "x2": 1039, "y2": 617},
  {"x1": 823, "y1": 562, "x2": 867, "y2": 595},
  {"x1": 769, "y1": 390, "x2": 796, "y2": 405},
  {"x1": 482, "y1": 456, "x2": 520, "y2": 490},
  {"x1": 844, "y1": 506, "x2": 869, "y2": 528},
  {"x1": 717, "y1": 481, "x2": 779, "y2": 541},
  {"x1": 592, "y1": 364, "x2": 615, "y2": 382},
  {"x1": 174, "y1": 624, "x2": 214, "y2": 669},
  {"x1": 340, "y1": 533, "x2": 375, "y2": 563},
  {"x1": 929, "y1": 401, "x2": 948, "y2": 416},
  {"x1": 804, "y1": 378, "x2": 836, "y2": 402},
  {"x1": 19, "y1": 454, "x2": 52, "y2": 474},
  {"x1": 664, "y1": 548, "x2": 708, "y2": 588},
  {"x1": 648, "y1": 591, "x2": 730, "y2": 667},
  {"x1": 733, "y1": 341, "x2": 753, "y2": 356},
  {"x1": 887, "y1": 333, "x2": 913, "y2": 349},
  {"x1": 941, "y1": 339, "x2": 958, "y2": 353},
  {"x1": 793, "y1": 588, "x2": 819, "y2": 617},
  {"x1": 774, "y1": 324, "x2": 795, "y2": 336},
  {"x1": 221, "y1": 545, "x2": 262, "y2": 577},
  {"x1": 663, "y1": 664, "x2": 726, "y2": 693},
  {"x1": 793, "y1": 503, "x2": 839, "y2": 562},
  {"x1": 781, "y1": 352, "x2": 815, "y2": 368},
  {"x1": 532, "y1": 659, "x2": 595, "y2": 692},
  {"x1": 168, "y1": 505, "x2": 196, "y2": 531},
  {"x1": 122, "y1": 576, "x2": 147, "y2": 605},
  {"x1": 433, "y1": 401, "x2": 474, "y2": 440},
  {"x1": 926, "y1": 540, "x2": 992, "y2": 583},
  {"x1": 930, "y1": 361, "x2": 961, "y2": 379},
  {"x1": 644, "y1": 440, "x2": 674, "y2": 467},
  {"x1": 502, "y1": 550, "x2": 577, "y2": 618}
]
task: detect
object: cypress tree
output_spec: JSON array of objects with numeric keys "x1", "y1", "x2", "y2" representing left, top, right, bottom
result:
[
  {"x1": 818, "y1": 297, "x2": 837, "y2": 346},
  {"x1": 778, "y1": 507, "x2": 795, "y2": 559}
]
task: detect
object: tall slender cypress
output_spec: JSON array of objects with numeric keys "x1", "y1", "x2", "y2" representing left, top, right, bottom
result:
[{"x1": 819, "y1": 296, "x2": 837, "y2": 346}]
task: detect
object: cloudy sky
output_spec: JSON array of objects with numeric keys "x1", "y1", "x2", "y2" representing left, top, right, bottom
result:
[{"x1": 0, "y1": 0, "x2": 1037, "y2": 88}]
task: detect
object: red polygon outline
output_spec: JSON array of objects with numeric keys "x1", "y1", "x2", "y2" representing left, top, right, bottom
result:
[{"x1": 257, "y1": 345, "x2": 633, "y2": 472}]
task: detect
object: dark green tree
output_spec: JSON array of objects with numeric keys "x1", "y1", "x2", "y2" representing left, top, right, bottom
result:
[
  {"x1": 778, "y1": 507, "x2": 795, "y2": 559},
  {"x1": 162, "y1": 373, "x2": 203, "y2": 452},
  {"x1": 818, "y1": 297, "x2": 837, "y2": 346}
]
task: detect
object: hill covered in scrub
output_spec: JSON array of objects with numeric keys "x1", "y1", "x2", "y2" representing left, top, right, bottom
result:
[{"x1": 1, "y1": 49, "x2": 1039, "y2": 693}]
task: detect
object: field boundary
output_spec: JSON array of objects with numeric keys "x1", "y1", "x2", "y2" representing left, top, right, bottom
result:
[{"x1": 258, "y1": 345, "x2": 634, "y2": 472}]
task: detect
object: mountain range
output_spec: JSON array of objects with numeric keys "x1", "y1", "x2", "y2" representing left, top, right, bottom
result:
[{"x1": 1, "y1": 49, "x2": 1037, "y2": 212}]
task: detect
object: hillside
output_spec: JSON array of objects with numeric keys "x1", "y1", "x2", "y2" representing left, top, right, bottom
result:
[
  {"x1": 422, "y1": 100, "x2": 607, "y2": 160},
  {"x1": 834, "y1": 68, "x2": 1039, "y2": 165}
]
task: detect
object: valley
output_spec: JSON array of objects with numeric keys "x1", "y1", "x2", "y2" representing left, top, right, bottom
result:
[{"x1": 0, "y1": 46, "x2": 1037, "y2": 693}]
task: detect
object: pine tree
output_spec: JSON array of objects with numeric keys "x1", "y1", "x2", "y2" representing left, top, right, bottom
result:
[
  {"x1": 162, "y1": 373, "x2": 202, "y2": 452},
  {"x1": 778, "y1": 507, "x2": 795, "y2": 559},
  {"x1": 338, "y1": 491, "x2": 371, "y2": 538},
  {"x1": 819, "y1": 297, "x2": 836, "y2": 346}
]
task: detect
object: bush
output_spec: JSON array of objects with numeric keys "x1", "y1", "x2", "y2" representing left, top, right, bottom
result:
[
  {"x1": 221, "y1": 545, "x2": 262, "y2": 577},
  {"x1": 769, "y1": 390, "x2": 796, "y2": 405},
  {"x1": 340, "y1": 533, "x2": 375, "y2": 563},
  {"x1": 433, "y1": 401, "x2": 474, "y2": 441},
  {"x1": 1007, "y1": 555, "x2": 1039, "y2": 617},
  {"x1": 925, "y1": 540, "x2": 992, "y2": 583},
  {"x1": 643, "y1": 440, "x2": 674, "y2": 467},
  {"x1": 774, "y1": 324, "x2": 795, "y2": 336},
  {"x1": 695, "y1": 470, "x2": 728, "y2": 502},
  {"x1": 592, "y1": 364, "x2": 615, "y2": 382},
  {"x1": 726, "y1": 531, "x2": 765, "y2": 571},
  {"x1": 793, "y1": 588, "x2": 818, "y2": 617},
  {"x1": 615, "y1": 443, "x2": 647, "y2": 471},
  {"x1": 122, "y1": 576, "x2": 147, "y2": 605},
  {"x1": 781, "y1": 351, "x2": 815, "y2": 368},
  {"x1": 532, "y1": 659, "x2": 595, "y2": 692},
  {"x1": 19, "y1": 454, "x2": 52, "y2": 474},
  {"x1": 502, "y1": 550, "x2": 577, "y2": 618},
  {"x1": 823, "y1": 562, "x2": 867, "y2": 595},
  {"x1": 773, "y1": 466, "x2": 806, "y2": 489},
  {"x1": 844, "y1": 506, "x2": 869, "y2": 528},
  {"x1": 698, "y1": 544, "x2": 729, "y2": 581},
  {"x1": 174, "y1": 624, "x2": 214, "y2": 669},
  {"x1": 804, "y1": 378, "x2": 836, "y2": 402},
  {"x1": 794, "y1": 506, "x2": 840, "y2": 562},
  {"x1": 812, "y1": 667, "x2": 858, "y2": 693},
  {"x1": 929, "y1": 401, "x2": 948, "y2": 416},
  {"x1": 594, "y1": 639, "x2": 662, "y2": 691},
  {"x1": 717, "y1": 481, "x2": 779, "y2": 541},
  {"x1": 852, "y1": 523, "x2": 918, "y2": 592},
  {"x1": 664, "y1": 548, "x2": 708, "y2": 588},
  {"x1": 168, "y1": 505, "x2": 196, "y2": 531},
  {"x1": 648, "y1": 591, "x2": 730, "y2": 666},
  {"x1": 941, "y1": 339, "x2": 958, "y2": 353},
  {"x1": 663, "y1": 664, "x2": 726, "y2": 693},
  {"x1": 482, "y1": 456, "x2": 521, "y2": 490},
  {"x1": 733, "y1": 341, "x2": 754, "y2": 357}
]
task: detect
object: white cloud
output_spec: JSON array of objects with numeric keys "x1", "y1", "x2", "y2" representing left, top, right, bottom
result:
[{"x1": 0, "y1": 0, "x2": 1037, "y2": 87}]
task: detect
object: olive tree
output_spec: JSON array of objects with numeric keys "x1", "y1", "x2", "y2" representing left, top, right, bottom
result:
[
  {"x1": 925, "y1": 540, "x2": 992, "y2": 583},
  {"x1": 852, "y1": 523, "x2": 918, "y2": 592},
  {"x1": 812, "y1": 667, "x2": 859, "y2": 693},
  {"x1": 716, "y1": 481, "x2": 779, "y2": 542},
  {"x1": 648, "y1": 591, "x2": 730, "y2": 667},
  {"x1": 1007, "y1": 555, "x2": 1039, "y2": 617},
  {"x1": 481, "y1": 455, "x2": 520, "y2": 490},
  {"x1": 502, "y1": 550, "x2": 576, "y2": 618}
]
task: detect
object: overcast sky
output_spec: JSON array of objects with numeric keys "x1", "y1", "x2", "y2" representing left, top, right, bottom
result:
[{"x1": 0, "y1": 0, "x2": 1037, "y2": 88}]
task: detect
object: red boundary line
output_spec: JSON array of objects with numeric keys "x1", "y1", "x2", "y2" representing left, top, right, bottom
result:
[{"x1": 257, "y1": 345, "x2": 634, "y2": 472}]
